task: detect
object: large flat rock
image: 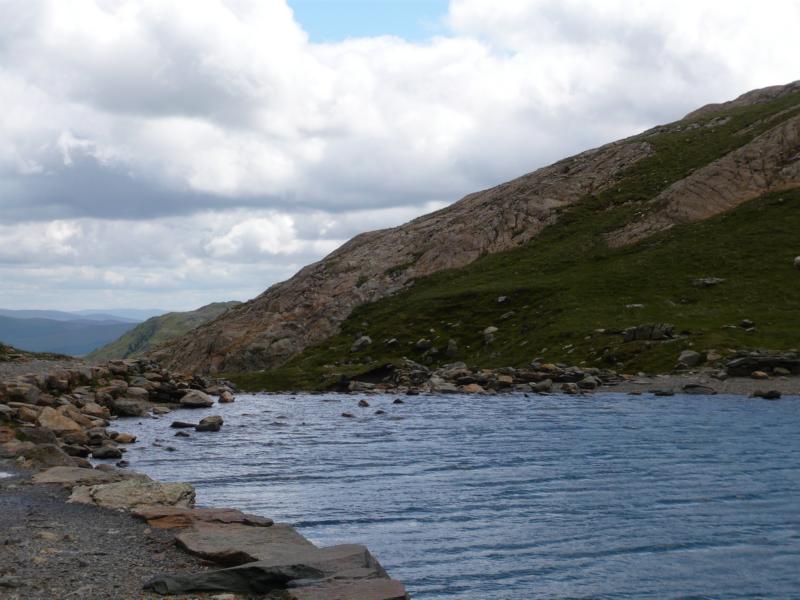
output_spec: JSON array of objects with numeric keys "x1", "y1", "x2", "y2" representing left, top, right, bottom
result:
[
  {"x1": 133, "y1": 505, "x2": 273, "y2": 529},
  {"x1": 144, "y1": 543, "x2": 398, "y2": 596},
  {"x1": 70, "y1": 478, "x2": 195, "y2": 510},
  {"x1": 175, "y1": 522, "x2": 313, "y2": 566},
  {"x1": 32, "y1": 466, "x2": 125, "y2": 488},
  {"x1": 288, "y1": 578, "x2": 409, "y2": 600}
]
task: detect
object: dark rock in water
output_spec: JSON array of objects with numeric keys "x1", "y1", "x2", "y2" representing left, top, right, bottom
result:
[
  {"x1": 195, "y1": 416, "x2": 223, "y2": 432},
  {"x1": 752, "y1": 390, "x2": 782, "y2": 400},
  {"x1": 116, "y1": 460, "x2": 130, "y2": 468},
  {"x1": 174, "y1": 431, "x2": 191, "y2": 438},
  {"x1": 358, "y1": 399, "x2": 370, "y2": 408},
  {"x1": 393, "y1": 398, "x2": 405, "y2": 404},
  {"x1": 374, "y1": 410, "x2": 386, "y2": 415},
  {"x1": 405, "y1": 390, "x2": 419, "y2": 396},
  {"x1": 180, "y1": 390, "x2": 214, "y2": 408},
  {"x1": 341, "y1": 412, "x2": 355, "y2": 418},
  {"x1": 108, "y1": 398, "x2": 150, "y2": 417},
  {"x1": 92, "y1": 445, "x2": 123, "y2": 459},
  {"x1": 682, "y1": 384, "x2": 716, "y2": 395},
  {"x1": 170, "y1": 421, "x2": 197, "y2": 429}
]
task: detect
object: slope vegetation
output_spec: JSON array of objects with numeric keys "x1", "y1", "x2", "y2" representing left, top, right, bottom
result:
[
  {"x1": 88, "y1": 302, "x2": 240, "y2": 361},
  {"x1": 231, "y1": 85, "x2": 800, "y2": 390},
  {"x1": 156, "y1": 81, "x2": 800, "y2": 384}
]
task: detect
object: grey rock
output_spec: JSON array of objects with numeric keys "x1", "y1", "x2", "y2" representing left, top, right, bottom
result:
[
  {"x1": 795, "y1": 256, "x2": 800, "y2": 270},
  {"x1": 682, "y1": 383, "x2": 716, "y2": 395},
  {"x1": 677, "y1": 350, "x2": 704, "y2": 368},
  {"x1": 623, "y1": 323, "x2": 674, "y2": 342},
  {"x1": 350, "y1": 336, "x2": 372, "y2": 352},
  {"x1": 692, "y1": 277, "x2": 725, "y2": 288},
  {"x1": 752, "y1": 390, "x2": 782, "y2": 400},
  {"x1": 195, "y1": 416, "x2": 223, "y2": 432},
  {"x1": 180, "y1": 390, "x2": 214, "y2": 408},
  {"x1": 170, "y1": 421, "x2": 197, "y2": 429},
  {"x1": 91, "y1": 445, "x2": 123, "y2": 459},
  {"x1": 108, "y1": 398, "x2": 150, "y2": 417}
]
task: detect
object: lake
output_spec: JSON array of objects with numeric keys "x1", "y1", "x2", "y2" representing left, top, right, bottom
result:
[{"x1": 119, "y1": 392, "x2": 800, "y2": 599}]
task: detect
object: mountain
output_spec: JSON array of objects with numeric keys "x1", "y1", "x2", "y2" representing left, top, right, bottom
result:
[
  {"x1": 0, "y1": 309, "x2": 139, "y2": 324},
  {"x1": 155, "y1": 81, "x2": 800, "y2": 386},
  {"x1": 73, "y1": 308, "x2": 168, "y2": 321},
  {"x1": 88, "y1": 302, "x2": 241, "y2": 361},
  {"x1": 0, "y1": 316, "x2": 138, "y2": 356}
]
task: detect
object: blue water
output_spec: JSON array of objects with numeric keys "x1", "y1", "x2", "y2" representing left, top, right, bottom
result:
[{"x1": 119, "y1": 393, "x2": 800, "y2": 599}]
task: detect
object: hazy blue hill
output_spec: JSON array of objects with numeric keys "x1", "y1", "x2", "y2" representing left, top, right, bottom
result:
[
  {"x1": 0, "y1": 316, "x2": 138, "y2": 356},
  {"x1": 0, "y1": 308, "x2": 139, "y2": 323}
]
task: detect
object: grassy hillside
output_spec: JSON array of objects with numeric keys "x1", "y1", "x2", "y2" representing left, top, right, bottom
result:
[
  {"x1": 88, "y1": 301, "x2": 240, "y2": 360},
  {"x1": 230, "y1": 89, "x2": 800, "y2": 391}
]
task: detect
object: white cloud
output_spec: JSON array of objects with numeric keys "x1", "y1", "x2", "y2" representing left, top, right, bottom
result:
[{"x1": 0, "y1": 0, "x2": 798, "y2": 309}]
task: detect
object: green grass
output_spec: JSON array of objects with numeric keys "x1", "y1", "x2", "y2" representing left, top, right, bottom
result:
[
  {"x1": 89, "y1": 302, "x2": 240, "y2": 360},
  {"x1": 229, "y1": 89, "x2": 800, "y2": 391}
]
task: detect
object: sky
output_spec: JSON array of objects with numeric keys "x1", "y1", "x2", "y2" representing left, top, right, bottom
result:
[{"x1": 0, "y1": 0, "x2": 798, "y2": 311}]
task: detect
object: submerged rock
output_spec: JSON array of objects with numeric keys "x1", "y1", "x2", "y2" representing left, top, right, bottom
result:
[
  {"x1": 180, "y1": 390, "x2": 214, "y2": 408},
  {"x1": 195, "y1": 416, "x2": 223, "y2": 432}
]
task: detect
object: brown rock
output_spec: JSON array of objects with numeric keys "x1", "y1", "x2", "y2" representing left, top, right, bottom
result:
[
  {"x1": 180, "y1": 390, "x2": 214, "y2": 408},
  {"x1": 133, "y1": 506, "x2": 273, "y2": 529},
  {"x1": 195, "y1": 415, "x2": 223, "y2": 432},
  {"x1": 751, "y1": 371, "x2": 770, "y2": 380},
  {"x1": 460, "y1": 383, "x2": 486, "y2": 394},
  {"x1": 37, "y1": 407, "x2": 84, "y2": 435},
  {"x1": 219, "y1": 391, "x2": 235, "y2": 403},
  {"x1": 69, "y1": 478, "x2": 195, "y2": 510},
  {"x1": 32, "y1": 466, "x2": 125, "y2": 488},
  {"x1": 113, "y1": 433, "x2": 137, "y2": 444},
  {"x1": 175, "y1": 522, "x2": 313, "y2": 566}
]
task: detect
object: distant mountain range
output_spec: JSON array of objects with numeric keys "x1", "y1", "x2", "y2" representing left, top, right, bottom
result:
[{"x1": 0, "y1": 315, "x2": 138, "y2": 356}]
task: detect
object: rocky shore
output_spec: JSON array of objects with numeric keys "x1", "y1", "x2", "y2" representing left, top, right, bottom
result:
[
  {"x1": 0, "y1": 355, "x2": 408, "y2": 599},
  {"x1": 341, "y1": 350, "x2": 800, "y2": 399}
]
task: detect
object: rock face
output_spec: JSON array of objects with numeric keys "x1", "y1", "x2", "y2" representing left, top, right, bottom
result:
[
  {"x1": 153, "y1": 81, "x2": 800, "y2": 375},
  {"x1": 608, "y1": 112, "x2": 800, "y2": 246},
  {"x1": 154, "y1": 137, "x2": 655, "y2": 374}
]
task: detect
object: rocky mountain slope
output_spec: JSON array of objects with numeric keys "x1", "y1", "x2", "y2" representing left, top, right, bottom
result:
[
  {"x1": 157, "y1": 81, "x2": 800, "y2": 380},
  {"x1": 89, "y1": 302, "x2": 240, "y2": 361}
]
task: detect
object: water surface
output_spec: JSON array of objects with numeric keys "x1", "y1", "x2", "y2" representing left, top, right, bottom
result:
[{"x1": 120, "y1": 392, "x2": 800, "y2": 599}]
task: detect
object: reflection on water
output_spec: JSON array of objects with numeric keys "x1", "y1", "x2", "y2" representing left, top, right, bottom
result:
[{"x1": 117, "y1": 392, "x2": 800, "y2": 599}]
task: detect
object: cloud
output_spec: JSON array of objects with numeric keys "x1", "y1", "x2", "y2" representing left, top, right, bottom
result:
[{"x1": 0, "y1": 0, "x2": 798, "y2": 309}]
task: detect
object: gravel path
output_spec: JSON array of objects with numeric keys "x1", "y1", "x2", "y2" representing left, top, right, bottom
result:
[{"x1": 0, "y1": 460, "x2": 270, "y2": 600}]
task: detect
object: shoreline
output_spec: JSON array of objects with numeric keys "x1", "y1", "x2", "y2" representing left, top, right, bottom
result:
[{"x1": 0, "y1": 357, "x2": 409, "y2": 599}]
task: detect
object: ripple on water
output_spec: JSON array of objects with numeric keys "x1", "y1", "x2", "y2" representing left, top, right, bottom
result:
[{"x1": 116, "y1": 392, "x2": 800, "y2": 599}]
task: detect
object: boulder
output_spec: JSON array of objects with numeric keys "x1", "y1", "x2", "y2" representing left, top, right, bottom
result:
[
  {"x1": 560, "y1": 382, "x2": 579, "y2": 394},
  {"x1": 577, "y1": 375, "x2": 600, "y2": 390},
  {"x1": 196, "y1": 416, "x2": 223, "y2": 432},
  {"x1": 37, "y1": 407, "x2": 84, "y2": 435},
  {"x1": 148, "y1": 535, "x2": 393, "y2": 595},
  {"x1": 113, "y1": 432, "x2": 137, "y2": 444},
  {"x1": 81, "y1": 401, "x2": 110, "y2": 419},
  {"x1": 108, "y1": 397, "x2": 150, "y2": 417},
  {"x1": 350, "y1": 336, "x2": 372, "y2": 352},
  {"x1": 219, "y1": 391, "x2": 235, "y2": 403},
  {"x1": 70, "y1": 478, "x2": 195, "y2": 510},
  {"x1": 133, "y1": 506, "x2": 273, "y2": 529},
  {"x1": 180, "y1": 390, "x2": 214, "y2": 408},
  {"x1": 91, "y1": 445, "x2": 123, "y2": 459},
  {"x1": 531, "y1": 379, "x2": 553, "y2": 393},
  {"x1": 175, "y1": 522, "x2": 314, "y2": 566},
  {"x1": 153, "y1": 406, "x2": 172, "y2": 415},
  {"x1": 126, "y1": 386, "x2": 150, "y2": 401},
  {"x1": 677, "y1": 350, "x2": 703, "y2": 368},
  {"x1": 16, "y1": 405, "x2": 40, "y2": 423},
  {"x1": 18, "y1": 443, "x2": 82, "y2": 468}
]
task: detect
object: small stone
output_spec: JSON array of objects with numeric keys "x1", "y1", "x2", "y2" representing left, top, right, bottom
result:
[
  {"x1": 116, "y1": 460, "x2": 130, "y2": 468},
  {"x1": 358, "y1": 399, "x2": 370, "y2": 407},
  {"x1": 350, "y1": 336, "x2": 372, "y2": 353},
  {"x1": 219, "y1": 391, "x2": 235, "y2": 403},
  {"x1": 91, "y1": 446, "x2": 123, "y2": 459},
  {"x1": 752, "y1": 390, "x2": 781, "y2": 400},
  {"x1": 393, "y1": 398, "x2": 405, "y2": 404},
  {"x1": 341, "y1": 412, "x2": 355, "y2": 418},
  {"x1": 740, "y1": 319, "x2": 755, "y2": 329},
  {"x1": 374, "y1": 409, "x2": 386, "y2": 415},
  {"x1": 174, "y1": 431, "x2": 191, "y2": 438},
  {"x1": 113, "y1": 433, "x2": 137, "y2": 444},
  {"x1": 171, "y1": 421, "x2": 197, "y2": 429},
  {"x1": 751, "y1": 371, "x2": 769, "y2": 380}
]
